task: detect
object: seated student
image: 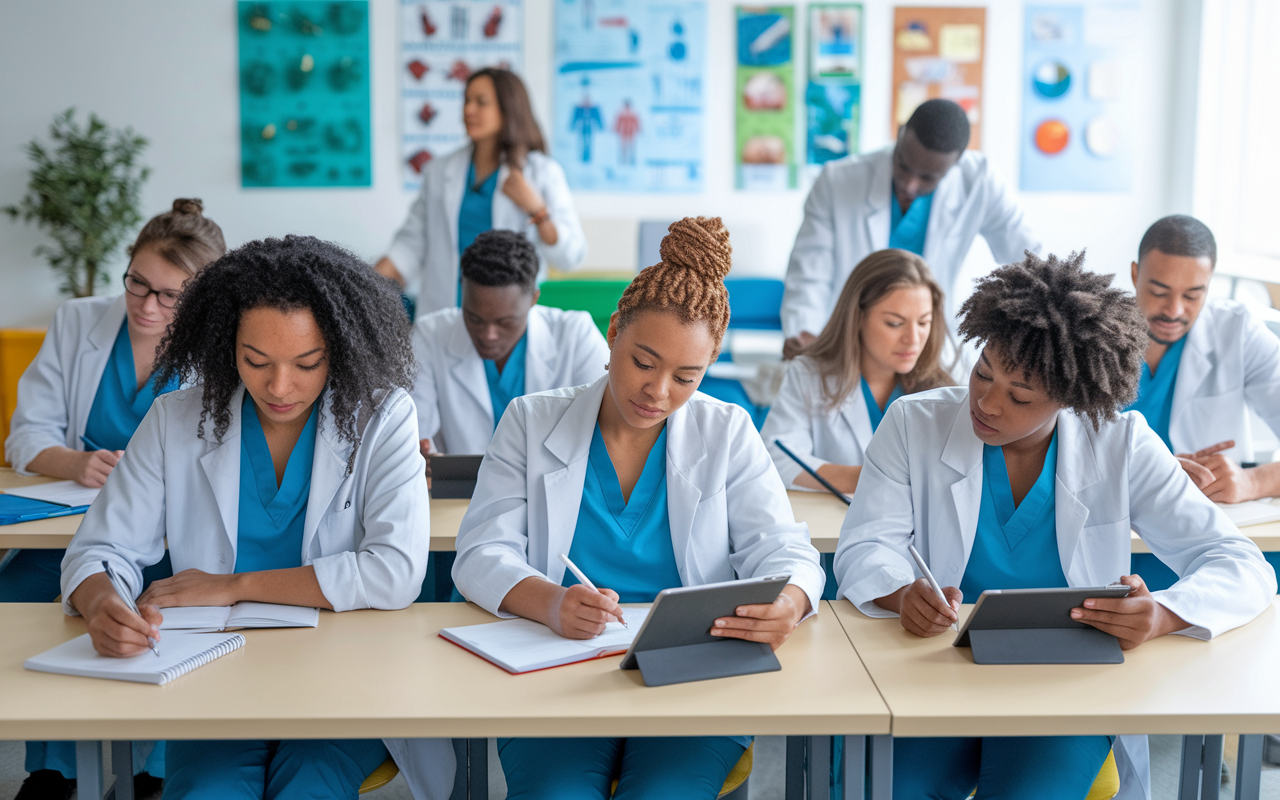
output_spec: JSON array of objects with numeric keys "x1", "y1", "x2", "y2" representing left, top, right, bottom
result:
[
  {"x1": 762, "y1": 249, "x2": 952, "y2": 495},
  {"x1": 1123, "y1": 214, "x2": 1280, "y2": 503},
  {"x1": 2, "y1": 198, "x2": 224, "y2": 800},
  {"x1": 450, "y1": 217, "x2": 825, "y2": 800},
  {"x1": 60, "y1": 236, "x2": 431, "y2": 800},
  {"x1": 834, "y1": 251, "x2": 1275, "y2": 800},
  {"x1": 411, "y1": 229, "x2": 608, "y2": 456}
]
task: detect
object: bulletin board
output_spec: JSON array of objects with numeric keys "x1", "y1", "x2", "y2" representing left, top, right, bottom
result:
[
  {"x1": 890, "y1": 7, "x2": 985, "y2": 149},
  {"x1": 735, "y1": 6, "x2": 798, "y2": 190}
]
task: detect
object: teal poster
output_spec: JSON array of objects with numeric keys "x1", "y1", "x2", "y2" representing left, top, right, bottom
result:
[
  {"x1": 238, "y1": 2, "x2": 371, "y2": 188},
  {"x1": 806, "y1": 4, "x2": 861, "y2": 169}
]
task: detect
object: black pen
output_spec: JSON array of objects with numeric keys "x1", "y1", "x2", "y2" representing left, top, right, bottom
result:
[{"x1": 773, "y1": 439, "x2": 851, "y2": 506}]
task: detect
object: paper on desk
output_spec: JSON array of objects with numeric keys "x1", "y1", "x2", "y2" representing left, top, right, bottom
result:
[
  {"x1": 441, "y1": 607, "x2": 651, "y2": 674},
  {"x1": 3, "y1": 481, "x2": 99, "y2": 508},
  {"x1": 1217, "y1": 500, "x2": 1280, "y2": 528},
  {"x1": 159, "y1": 602, "x2": 320, "y2": 631}
]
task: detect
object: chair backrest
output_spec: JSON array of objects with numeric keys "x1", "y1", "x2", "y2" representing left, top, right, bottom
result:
[
  {"x1": 537, "y1": 279, "x2": 632, "y2": 337},
  {"x1": 724, "y1": 278, "x2": 784, "y2": 330},
  {"x1": 0, "y1": 329, "x2": 46, "y2": 466}
]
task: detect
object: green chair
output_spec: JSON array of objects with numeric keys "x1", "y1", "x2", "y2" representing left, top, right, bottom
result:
[{"x1": 538, "y1": 279, "x2": 632, "y2": 337}]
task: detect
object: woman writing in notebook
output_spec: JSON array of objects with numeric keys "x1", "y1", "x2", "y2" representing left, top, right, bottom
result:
[
  {"x1": 448, "y1": 217, "x2": 825, "y2": 799},
  {"x1": 60, "y1": 236, "x2": 430, "y2": 799}
]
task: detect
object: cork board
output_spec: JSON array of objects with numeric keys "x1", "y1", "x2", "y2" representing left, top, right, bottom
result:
[{"x1": 891, "y1": 6, "x2": 985, "y2": 150}]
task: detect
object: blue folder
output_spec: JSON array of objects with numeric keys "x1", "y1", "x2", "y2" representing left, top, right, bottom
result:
[{"x1": 0, "y1": 493, "x2": 90, "y2": 526}]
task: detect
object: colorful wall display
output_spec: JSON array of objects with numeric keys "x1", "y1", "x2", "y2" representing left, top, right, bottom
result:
[
  {"x1": 736, "y1": 6, "x2": 797, "y2": 190},
  {"x1": 1020, "y1": 3, "x2": 1138, "y2": 191},
  {"x1": 552, "y1": 0, "x2": 707, "y2": 193},
  {"x1": 238, "y1": 1, "x2": 371, "y2": 188},
  {"x1": 399, "y1": 0, "x2": 523, "y2": 192},
  {"x1": 889, "y1": 6, "x2": 985, "y2": 149},
  {"x1": 806, "y1": 4, "x2": 862, "y2": 169}
]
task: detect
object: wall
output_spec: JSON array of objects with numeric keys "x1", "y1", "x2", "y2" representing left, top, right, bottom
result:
[{"x1": 0, "y1": 0, "x2": 1191, "y2": 328}]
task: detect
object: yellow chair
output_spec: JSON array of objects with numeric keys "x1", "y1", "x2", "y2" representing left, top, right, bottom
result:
[
  {"x1": 0, "y1": 329, "x2": 46, "y2": 466},
  {"x1": 967, "y1": 749, "x2": 1119, "y2": 800},
  {"x1": 359, "y1": 757, "x2": 400, "y2": 793},
  {"x1": 609, "y1": 742, "x2": 753, "y2": 798}
]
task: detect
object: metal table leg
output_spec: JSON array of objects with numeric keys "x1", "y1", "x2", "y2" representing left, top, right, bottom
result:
[
  {"x1": 785, "y1": 736, "x2": 806, "y2": 800},
  {"x1": 806, "y1": 735, "x2": 831, "y2": 800},
  {"x1": 76, "y1": 741, "x2": 104, "y2": 800},
  {"x1": 466, "y1": 738, "x2": 488, "y2": 800},
  {"x1": 1235, "y1": 735, "x2": 1263, "y2": 800},
  {"x1": 843, "y1": 736, "x2": 866, "y2": 800},
  {"x1": 868, "y1": 735, "x2": 892, "y2": 800},
  {"x1": 110, "y1": 741, "x2": 135, "y2": 800},
  {"x1": 1178, "y1": 735, "x2": 1205, "y2": 800},
  {"x1": 1202, "y1": 735, "x2": 1224, "y2": 800}
]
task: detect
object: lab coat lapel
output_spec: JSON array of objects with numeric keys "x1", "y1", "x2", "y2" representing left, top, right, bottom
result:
[
  {"x1": 441, "y1": 148, "x2": 470, "y2": 262},
  {"x1": 867, "y1": 149, "x2": 893, "y2": 251},
  {"x1": 490, "y1": 162, "x2": 517, "y2": 229},
  {"x1": 539, "y1": 377, "x2": 606, "y2": 581},
  {"x1": 1169, "y1": 319, "x2": 1212, "y2": 440},
  {"x1": 304, "y1": 392, "x2": 349, "y2": 559},
  {"x1": 523, "y1": 307, "x2": 554, "y2": 392},
  {"x1": 839, "y1": 385, "x2": 875, "y2": 453},
  {"x1": 922, "y1": 167, "x2": 964, "y2": 272},
  {"x1": 446, "y1": 316, "x2": 494, "y2": 424},
  {"x1": 939, "y1": 403, "x2": 982, "y2": 583},
  {"x1": 198, "y1": 385, "x2": 247, "y2": 569},
  {"x1": 1053, "y1": 414, "x2": 1100, "y2": 585},
  {"x1": 665, "y1": 403, "x2": 707, "y2": 582}
]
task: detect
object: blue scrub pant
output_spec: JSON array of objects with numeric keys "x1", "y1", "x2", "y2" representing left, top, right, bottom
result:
[
  {"x1": 893, "y1": 735, "x2": 1114, "y2": 800},
  {"x1": 0, "y1": 548, "x2": 173, "y2": 779},
  {"x1": 498, "y1": 736, "x2": 746, "y2": 800},
  {"x1": 164, "y1": 739, "x2": 388, "y2": 800}
]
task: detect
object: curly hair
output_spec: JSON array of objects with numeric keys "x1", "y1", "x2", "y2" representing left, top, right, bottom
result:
[
  {"x1": 461, "y1": 229, "x2": 538, "y2": 292},
  {"x1": 957, "y1": 250, "x2": 1147, "y2": 429},
  {"x1": 615, "y1": 217, "x2": 732, "y2": 357},
  {"x1": 153, "y1": 235, "x2": 415, "y2": 470}
]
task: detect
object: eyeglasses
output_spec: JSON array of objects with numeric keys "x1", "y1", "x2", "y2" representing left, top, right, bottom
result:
[{"x1": 122, "y1": 274, "x2": 182, "y2": 309}]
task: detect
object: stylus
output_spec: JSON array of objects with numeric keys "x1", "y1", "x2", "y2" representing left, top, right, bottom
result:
[
  {"x1": 773, "y1": 439, "x2": 851, "y2": 505},
  {"x1": 908, "y1": 543, "x2": 958, "y2": 632},
  {"x1": 558, "y1": 553, "x2": 627, "y2": 628}
]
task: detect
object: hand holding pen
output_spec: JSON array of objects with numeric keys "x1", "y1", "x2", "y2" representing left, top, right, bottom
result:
[
  {"x1": 102, "y1": 561, "x2": 161, "y2": 657},
  {"x1": 903, "y1": 544, "x2": 961, "y2": 636},
  {"x1": 558, "y1": 553, "x2": 627, "y2": 631}
]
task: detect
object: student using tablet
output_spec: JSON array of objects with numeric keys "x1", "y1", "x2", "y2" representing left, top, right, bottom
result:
[
  {"x1": 834, "y1": 251, "x2": 1275, "y2": 800},
  {"x1": 450, "y1": 217, "x2": 825, "y2": 799},
  {"x1": 761, "y1": 249, "x2": 952, "y2": 495},
  {"x1": 60, "y1": 236, "x2": 431, "y2": 799}
]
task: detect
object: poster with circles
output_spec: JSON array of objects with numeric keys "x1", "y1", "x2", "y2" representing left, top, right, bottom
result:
[{"x1": 1020, "y1": 3, "x2": 1138, "y2": 192}]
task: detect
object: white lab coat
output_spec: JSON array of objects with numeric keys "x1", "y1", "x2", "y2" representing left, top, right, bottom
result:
[
  {"x1": 5, "y1": 294, "x2": 125, "y2": 474},
  {"x1": 386, "y1": 145, "x2": 587, "y2": 313},
  {"x1": 451, "y1": 375, "x2": 826, "y2": 618},
  {"x1": 411, "y1": 304, "x2": 609, "y2": 454},
  {"x1": 1164, "y1": 299, "x2": 1280, "y2": 462},
  {"x1": 781, "y1": 147, "x2": 1040, "y2": 338},
  {"x1": 760, "y1": 356, "x2": 875, "y2": 490}
]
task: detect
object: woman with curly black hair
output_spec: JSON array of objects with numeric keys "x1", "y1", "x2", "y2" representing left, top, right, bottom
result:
[
  {"x1": 834, "y1": 251, "x2": 1275, "y2": 799},
  {"x1": 59, "y1": 235, "x2": 431, "y2": 799}
]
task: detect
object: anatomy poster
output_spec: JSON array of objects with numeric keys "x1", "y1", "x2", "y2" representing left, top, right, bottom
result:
[
  {"x1": 806, "y1": 4, "x2": 862, "y2": 170},
  {"x1": 238, "y1": 1, "x2": 371, "y2": 187},
  {"x1": 553, "y1": 0, "x2": 707, "y2": 192},
  {"x1": 736, "y1": 6, "x2": 797, "y2": 190},
  {"x1": 890, "y1": 7, "x2": 985, "y2": 149},
  {"x1": 400, "y1": 0, "x2": 524, "y2": 191},
  {"x1": 1020, "y1": 3, "x2": 1138, "y2": 191}
]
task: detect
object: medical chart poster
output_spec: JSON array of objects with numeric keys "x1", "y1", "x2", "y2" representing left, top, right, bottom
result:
[
  {"x1": 552, "y1": 0, "x2": 707, "y2": 193},
  {"x1": 806, "y1": 4, "x2": 862, "y2": 169},
  {"x1": 1020, "y1": 3, "x2": 1138, "y2": 192},
  {"x1": 400, "y1": 0, "x2": 524, "y2": 192},
  {"x1": 890, "y1": 6, "x2": 985, "y2": 150},
  {"x1": 736, "y1": 6, "x2": 797, "y2": 190}
]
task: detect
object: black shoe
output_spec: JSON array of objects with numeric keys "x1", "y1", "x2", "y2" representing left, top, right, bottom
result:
[
  {"x1": 133, "y1": 772, "x2": 164, "y2": 799},
  {"x1": 13, "y1": 770, "x2": 74, "y2": 800}
]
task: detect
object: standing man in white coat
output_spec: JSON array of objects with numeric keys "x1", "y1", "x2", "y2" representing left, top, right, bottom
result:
[{"x1": 782, "y1": 99, "x2": 1039, "y2": 358}]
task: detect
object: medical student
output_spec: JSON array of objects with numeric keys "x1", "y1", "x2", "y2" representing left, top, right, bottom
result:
[
  {"x1": 762, "y1": 249, "x2": 952, "y2": 495},
  {"x1": 2, "y1": 198, "x2": 223, "y2": 800},
  {"x1": 781, "y1": 99, "x2": 1039, "y2": 359},
  {"x1": 60, "y1": 236, "x2": 434, "y2": 800},
  {"x1": 377, "y1": 67, "x2": 586, "y2": 313},
  {"x1": 449, "y1": 217, "x2": 825, "y2": 800},
  {"x1": 834, "y1": 250, "x2": 1276, "y2": 800},
  {"x1": 411, "y1": 229, "x2": 608, "y2": 456}
]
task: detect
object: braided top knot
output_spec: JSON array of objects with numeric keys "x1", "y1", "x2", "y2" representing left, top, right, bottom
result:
[{"x1": 615, "y1": 217, "x2": 733, "y2": 357}]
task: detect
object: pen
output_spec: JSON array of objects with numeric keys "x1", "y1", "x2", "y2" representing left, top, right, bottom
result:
[
  {"x1": 908, "y1": 543, "x2": 958, "y2": 632},
  {"x1": 773, "y1": 439, "x2": 851, "y2": 506},
  {"x1": 558, "y1": 553, "x2": 627, "y2": 628},
  {"x1": 15, "y1": 505, "x2": 90, "y2": 521},
  {"x1": 101, "y1": 560, "x2": 159, "y2": 657},
  {"x1": 80, "y1": 434, "x2": 107, "y2": 452}
]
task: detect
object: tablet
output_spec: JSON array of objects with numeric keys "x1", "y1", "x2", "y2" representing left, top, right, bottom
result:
[
  {"x1": 953, "y1": 585, "x2": 1133, "y2": 647},
  {"x1": 428, "y1": 454, "x2": 483, "y2": 499}
]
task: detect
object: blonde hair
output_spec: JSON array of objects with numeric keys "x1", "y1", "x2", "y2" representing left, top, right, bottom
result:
[
  {"x1": 128, "y1": 198, "x2": 226, "y2": 276},
  {"x1": 803, "y1": 249, "x2": 953, "y2": 412}
]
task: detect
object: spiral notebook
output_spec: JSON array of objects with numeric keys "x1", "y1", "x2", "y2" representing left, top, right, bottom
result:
[{"x1": 25, "y1": 631, "x2": 245, "y2": 685}]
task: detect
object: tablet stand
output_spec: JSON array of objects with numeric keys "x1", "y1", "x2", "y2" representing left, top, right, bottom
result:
[
  {"x1": 967, "y1": 627, "x2": 1123, "y2": 665},
  {"x1": 633, "y1": 639, "x2": 781, "y2": 687}
]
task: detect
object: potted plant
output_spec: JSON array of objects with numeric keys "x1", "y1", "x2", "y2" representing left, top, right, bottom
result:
[{"x1": 4, "y1": 109, "x2": 149, "y2": 297}]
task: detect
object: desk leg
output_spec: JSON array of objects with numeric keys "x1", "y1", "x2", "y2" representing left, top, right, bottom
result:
[
  {"x1": 1178, "y1": 735, "x2": 1204, "y2": 800},
  {"x1": 1235, "y1": 735, "x2": 1263, "y2": 800},
  {"x1": 806, "y1": 735, "x2": 831, "y2": 800},
  {"x1": 843, "y1": 736, "x2": 866, "y2": 800},
  {"x1": 466, "y1": 738, "x2": 488, "y2": 800},
  {"x1": 867, "y1": 735, "x2": 892, "y2": 800},
  {"x1": 110, "y1": 741, "x2": 135, "y2": 800},
  {"x1": 1202, "y1": 735, "x2": 1223, "y2": 800},
  {"x1": 76, "y1": 741, "x2": 104, "y2": 800},
  {"x1": 785, "y1": 736, "x2": 806, "y2": 800}
]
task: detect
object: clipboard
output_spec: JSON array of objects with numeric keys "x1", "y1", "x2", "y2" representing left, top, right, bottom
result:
[{"x1": 0, "y1": 494, "x2": 89, "y2": 525}]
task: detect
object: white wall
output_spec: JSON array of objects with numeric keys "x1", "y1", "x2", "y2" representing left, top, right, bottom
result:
[{"x1": 0, "y1": 0, "x2": 1193, "y2": 328}]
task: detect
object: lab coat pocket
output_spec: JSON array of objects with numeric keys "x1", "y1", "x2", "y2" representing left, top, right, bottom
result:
[{"x1": 1077, "y1": 519, "x2": 1133, "y2": 586}]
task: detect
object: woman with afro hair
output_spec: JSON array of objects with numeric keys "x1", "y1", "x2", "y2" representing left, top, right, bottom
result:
[
  {"x1": 834, "y1": 250, "x2": 1275, "y2": 799},
  {"x1": 448, "y1": 217, "x2": 824, "y2": 799},
  {"x1": 59, "y1": 235, "x2": 432, "y2": 799}
]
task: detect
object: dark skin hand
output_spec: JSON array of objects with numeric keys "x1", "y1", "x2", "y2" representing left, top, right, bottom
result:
[
  {"x1": 1072, "y1": 574, "x2": 1190, "y2": 650},
  {"x1": 874, "y1": 578, "x2": 961, "y2": 637}
]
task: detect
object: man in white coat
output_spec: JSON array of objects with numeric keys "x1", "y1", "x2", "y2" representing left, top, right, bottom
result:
[{"x1": 782, "y1": 99, "x2": 1039, "y2": 358}]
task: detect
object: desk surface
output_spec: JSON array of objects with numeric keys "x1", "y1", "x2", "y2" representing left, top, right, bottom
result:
[
  {"x1": 831, "y1": 597, "x2": 1280, "y2": 738},
  {"x1": 0, "y1": 601, "x2": 888, "y2": 741}
]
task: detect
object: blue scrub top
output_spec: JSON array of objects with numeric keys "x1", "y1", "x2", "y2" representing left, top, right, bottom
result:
[
  {"x1": 960, "y1": 429, "x2": 1067, "y2": 598},
  {"x1": 82, "y1": 320, "x2": 179, "y2": 452},
  {"x1": 484, "y1": 332, "x2": 528, "y2": 430},
  {"x1": 456, "y1": 161, "x2": 500, "y2": 306},
  {"x1": 1122, "y1": 335, "x2": 1187, "y2": 451},
  {"x1": 234, "y1": 395, "x2": 318, "y2": 574},
  {"x1": 860, "y1": 376, "x2": 905, "y2": 434},
  {"x1": 888, "y1": 188, "x2": 933, "y2": 256}
]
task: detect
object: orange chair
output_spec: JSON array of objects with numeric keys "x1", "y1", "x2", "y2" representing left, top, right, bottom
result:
[{"x1": 0, "y1": 329, "x2": 46, "y2": 465}]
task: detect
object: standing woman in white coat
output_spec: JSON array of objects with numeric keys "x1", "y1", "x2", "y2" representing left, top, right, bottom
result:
[
  {"x1": 376, "y1": 68, "x2": 586, "y2": 313},
  {"x1": 834, "y1": 251, "x2": 1276, "y2": 800},
  {"x1": 61, "y1": 236, "x2": 431, "y2": 799},
  {"x1": 450, "y1": 218, "x2": 824, "y2": 800}
]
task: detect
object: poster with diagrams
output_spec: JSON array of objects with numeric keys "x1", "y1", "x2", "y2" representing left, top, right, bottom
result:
[
  {"x1": 1020, "y1": 3, "x2": 1138, "y2": 191},
  {"x1": 890, "y1": 7, "x2": 985, "y2": 149},
  {"x1": 552, "y1": 0, "x2": 707, "y2": 193},
  {"x1": 806, "y1": 4, "x2": 862, "y2": 170},
  {"x1": 400, "y1": 0, "x2": 524, "y2": 191},
  {"x1": 238, "y1": 1, "x2": 371, "y2": 187},
  {"x1": 736, "y1": 6, "x2": 797, "y2": 190}
]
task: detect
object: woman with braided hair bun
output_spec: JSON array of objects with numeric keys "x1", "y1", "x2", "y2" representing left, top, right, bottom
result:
[{"x1": 447, "y1": 217, "x2": 824, "y2": 799}]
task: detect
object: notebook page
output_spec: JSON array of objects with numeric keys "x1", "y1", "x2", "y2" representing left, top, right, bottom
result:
[
  {"x1": 443, "y1": 608, "x2": 650, "y2": 673},
  {"x1": 158, "y1": 607, "x2": 233, "y2": 631},
  {"x1": 1218, "y1": 500, "x2": 1280, "y2": 528},
  {"x1": 227, "y1": 602, "x2": 319, "y2": 628},
  {"x1": 3, "y1": 481, "x2": 100, "y2": 507},
  {"x1": 25, "y1": 631, "x2": 244, "y2": 685}
]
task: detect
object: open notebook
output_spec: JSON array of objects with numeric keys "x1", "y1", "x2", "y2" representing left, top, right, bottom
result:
[
  {"x1": 158, "y1": 602, "x2": 319, "y2": 632},
  {"x1": 1218, "y1": 500, "x2": 1280, "y2": 528},
  {"x1": 3, "y1": 480, "x2": 100, "y2": 507},
  {"x1": 440, "y1": 607, "x2": 651, "y2": 674},
  {"x1": 25, "y1": 631, "x2": 244, "y2": 685}
]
